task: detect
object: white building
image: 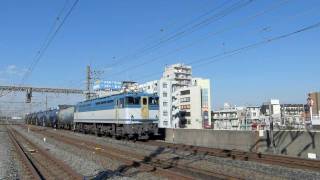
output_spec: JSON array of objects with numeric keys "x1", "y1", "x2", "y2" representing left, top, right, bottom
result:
[
  {"x1": 159, "y1": 79, "x2": 175, "y2": 128},
  {"x1": 191, "y1": 78, "x2": 211, "y2": 128},
  {"x1": 243, "y1": 106, "x2": 261, "y2": 130},
  {"x1": 157, "y1": 63, "x2": 211, "y2": 129},
  {"x1": 212, "y1": 107, "x2": 240, "y2": 130},
  {"x1": 212, "y1": 103, "x2": 245, "y2": 130},
  {"x1": 174, "y1": 81, "x2": 211, "y2": 129},
  {"x1": 213, "y1": 104, "x2": 262, "y2": 130},
  {"x1": 159, "y1": 64, "x2": 192, "y2": 128}
]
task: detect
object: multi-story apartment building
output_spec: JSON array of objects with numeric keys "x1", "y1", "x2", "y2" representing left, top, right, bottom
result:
[
  {"x1": 244, "y1": 106, "x2": 261, "y2": 130},
  {"x1": 212, "y1": 103, "x2": 245, "y2": 130},
  {"x1": 212, "y1": 104, "x2": 262, "y2": 130},
  {"x1": 158, "y1": 64, "x2": 192, "y2": 128},
  {"x1": 157, "y1": 63, "x2": 211, "y2": 129},
  {"x1": 159, "y1": 79, "x2": 175, "y2": 128},
  {"x1": 261, "y1": 99, "x2": 307, "y2": 129},
  {"x1": 212, "y1": 107, "x2": 240, "y2": 130},
  {"x1": 280, "y1": 104, "x2": 304, "y2": 126},
  {"x1": 173, "y1": 78, "x2": 211, "y2": 129},
  {"x1": 192, "y1": 78, "x2": 211, "y2": 128}
]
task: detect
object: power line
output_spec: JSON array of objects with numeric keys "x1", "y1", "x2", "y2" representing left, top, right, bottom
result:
[
  {"x1": 107, "y1": 0, "x2": 288, "y2": 79},
  {"x1": 37, "y1": 0, "x2": 71, "y2": 57},
  {"x1": 102, "y1": 1, "x2": 228, "y2": 68},
  {"x1": 190, "y1": 21, "x2": 320, "y2": 66},
  {"x1": 104, "y1": 0, "x2": 254, "y2": 70},
  {"x1": 133, "y1": 21, "x2": 320, "y2": 83},
  {"x1": 0, "y1": 0, "x2": 80, "y2": 98},
  {"x1": 21, "y1": 0, "x2": 80, "y2": 83}
]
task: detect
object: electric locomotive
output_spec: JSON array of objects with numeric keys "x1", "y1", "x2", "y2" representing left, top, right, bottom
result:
[{"x1": 74, "y1": 92, "x2": 159, "y2": 139}]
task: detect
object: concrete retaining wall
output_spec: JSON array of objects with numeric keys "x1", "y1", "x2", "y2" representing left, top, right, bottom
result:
[{"x1": 165, "y1": 128, "x2": 319, "y2": 159}]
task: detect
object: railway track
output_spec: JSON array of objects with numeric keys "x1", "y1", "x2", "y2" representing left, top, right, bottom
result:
[
  {"x1": 141, "y1": 140, "x2": 320, "y2": 172},
  {"x1": 6, "y1": 126, "x2": 82, "y2": 180},
  {"x1": 24, "y1": 125, "x2": 320, "y2": 179},
  {"x1": 27, "y1": 126, "x2": 240, "y2": 180}
]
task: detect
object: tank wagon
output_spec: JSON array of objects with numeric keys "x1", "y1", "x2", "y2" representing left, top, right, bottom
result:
[
  {"x1": 25, "y1": 109, "x2": 58, "y2": 127},
  {"x1": 25, "y1": 92, "x2": 159, "y2": 140},
  {"x1": 57, "y1": 106, "x2": 75, "y2": 130}
]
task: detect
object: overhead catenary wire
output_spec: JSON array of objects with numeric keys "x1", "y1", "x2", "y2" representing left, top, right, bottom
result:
[
  {"x1": 132, "y1": 21, "x2": 320, "y2": 83},
  {"x1": 104, "y1": 0, "x2": 254, "y2": 70},
  {"x1": 0, "y1": 0, "x2": 80, "y2": 99},
  {"x1": 21, "y1": 0, "x2": 80, "y2": 83},
  {"x1": 64, "y1": 0, "x2": 255, "y2": 88},
  {"x1": 102, "y1": 0, "x2": 230, "y2": 68},
  {"x1": 125, "y1": 0, "x2": 318, "y2": 82},
  {"x1": 192, "y1": 21, "x2": 320, "y2": 67},
  {"x1": 107, "y1": 0, "x2": 289, "y2": 79}
]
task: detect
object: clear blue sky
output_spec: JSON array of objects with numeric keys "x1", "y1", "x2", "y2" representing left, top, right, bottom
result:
[{"x1": 0, "y1": 0, "x2": 319, "y2": 109}]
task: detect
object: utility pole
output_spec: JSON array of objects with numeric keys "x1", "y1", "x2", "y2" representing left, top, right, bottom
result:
[
  {"x1": 45, "y1": 95, "x2": 48, "y2": 110},
  {"x1": 86, "y1": 65, "x2": 92, "y2": 100}
]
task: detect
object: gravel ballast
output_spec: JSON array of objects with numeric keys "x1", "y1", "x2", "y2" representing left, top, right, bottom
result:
[
  {"x1": 0, "y1": 125, "x2": 20, "y2": 180},
  {"x1": 40, "y1": 126, "x2": 320, "y2": 180},
  {"x1": 13, "y1": 125, "x2": 163, "y2": 180}
]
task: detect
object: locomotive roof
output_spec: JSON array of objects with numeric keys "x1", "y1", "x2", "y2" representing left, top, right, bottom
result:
[{"x1": 79, "y1": 92, "x2": 158, "y2": 104}]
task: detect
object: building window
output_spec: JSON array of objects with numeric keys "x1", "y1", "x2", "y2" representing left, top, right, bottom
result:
[
  {"x1": 253, "y1": 112, "x2": 257, "y2": 117},
  {"x1": 163, "y1": 121, "x2": 168, "y2": 126},
  {"x1": 187, "y1": 119, "x2": 191, "y2": 124},
  {"x1": 163, "y1": 102, "x2": 168, "y2": 107},
  {"x1": 201, "y1": 89, "x2": 208, "y2": 107},
  {"x1": 185, "y1": 112, "x2": 191, "y2": 117},
  {"x1": 163, "y1": 83, "x2": 167, "y2": 88},
  {"x1": 180, "y1": 90, "x2": 190, "y2": 95},
  {"x1": 181, "y1": 105, "x2": 190, "y2": 110},
  {"x1": 180, "y1": 97, "x2": 190, "y2": 103},
  {"x1": 163, "y1": 111, "x2": 168, "y2": 116},
  {"x1": 163, "y1": 92, "x2": 167, "y2": 97}
]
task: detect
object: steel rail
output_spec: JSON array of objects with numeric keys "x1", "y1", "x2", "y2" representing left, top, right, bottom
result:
[
  {"x1": 7, "y1": 126, "x2": 43, "y2": 180},
  {"x1": 142, "y1": 140, "x2": 320, "y2": 172},
  {"x1": 9, "y1": 127, "x2": 83, "y2": 180},
  {"x1": 29, "y1": 126, "x2": 240, "y2": 180}
]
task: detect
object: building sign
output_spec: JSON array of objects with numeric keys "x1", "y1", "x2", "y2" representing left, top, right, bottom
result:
[{"x1": 93, "y1": 81, "x2": 122, "y2": 91}]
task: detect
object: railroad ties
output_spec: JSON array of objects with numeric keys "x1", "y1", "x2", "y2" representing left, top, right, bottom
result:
[
  {"x1": 6, "y1": 126, "x2": 82, "y2": 180},
  {"x1": 10, "y1": 124, "x2": 320, "y2": 180},
  {"x1": 27, "y1": 125, "x2": 239, "y2": 180}
]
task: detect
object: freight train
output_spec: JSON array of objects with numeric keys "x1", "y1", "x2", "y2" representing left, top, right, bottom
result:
[{"x1": 25, "y1": 92, "x2": 159, "y2": 140}]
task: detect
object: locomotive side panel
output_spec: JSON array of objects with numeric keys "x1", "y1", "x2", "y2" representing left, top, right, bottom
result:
[{"x1": 74, "y1": 93, "x2": 159, "y2": 139}]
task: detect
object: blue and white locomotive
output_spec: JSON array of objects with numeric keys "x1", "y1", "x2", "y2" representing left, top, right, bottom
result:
[
  {"x1": 25, "y1": 92, "x2": 159, "y2": 140},
  {"x1": 74, "y1": 92, "x2": 159, "y2": 139}
]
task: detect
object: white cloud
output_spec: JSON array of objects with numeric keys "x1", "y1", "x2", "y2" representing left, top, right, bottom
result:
[
  {"x1": 0, "y1": 65, "x2": 28, "y2": 84},
  {"x1": 0, "y1": 65, "x2": 27, "y2": 76}
]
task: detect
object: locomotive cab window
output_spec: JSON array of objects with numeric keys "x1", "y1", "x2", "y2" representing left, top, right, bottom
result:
[
  {"x1": 126, "y1": 97, "x2": 140, "y2": 105},
  {"x1": 116, "y1": 98, "x2": 124, "y2": 107},
  {"x1": 142, "y1": 97, "x2": 147, "y2": 105},
  {"x1": 149, "y1": 97, "x2": 159, "y2": 105}
]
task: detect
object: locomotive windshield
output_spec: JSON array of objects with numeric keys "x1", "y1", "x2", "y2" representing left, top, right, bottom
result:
[
  {"x1": 126, "y1": 96, "x2": 140, "y2": 105},
  {"x1": 149, "y1": 97, "x2": 159, "y2": 105}
]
